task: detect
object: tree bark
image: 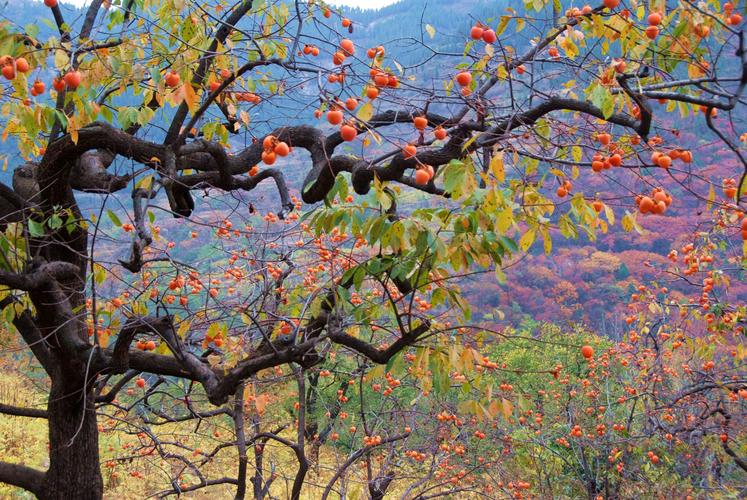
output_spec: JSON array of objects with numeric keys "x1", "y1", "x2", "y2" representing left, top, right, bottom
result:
[{"x1": 40, "y1": 370, "x2": 103, "y2": 500}]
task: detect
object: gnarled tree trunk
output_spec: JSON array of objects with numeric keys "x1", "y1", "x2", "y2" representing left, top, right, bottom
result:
[{"x1": 42, "y1": 373, "x2": 103, "y2": 500}]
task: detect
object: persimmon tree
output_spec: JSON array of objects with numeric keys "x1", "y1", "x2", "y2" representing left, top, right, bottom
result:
[{"x1": 0, "y1": 0, "x2": 744, "y2": 498}]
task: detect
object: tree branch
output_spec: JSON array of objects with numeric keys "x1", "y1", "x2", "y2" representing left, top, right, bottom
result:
[{"x1": 0, "y1": 461, "x2": 45, "y2": 496}]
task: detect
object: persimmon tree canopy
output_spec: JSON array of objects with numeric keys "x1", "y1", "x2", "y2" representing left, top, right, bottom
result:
[{"x1": 0, "y1": 0, "x2": 744, "y2": 498}]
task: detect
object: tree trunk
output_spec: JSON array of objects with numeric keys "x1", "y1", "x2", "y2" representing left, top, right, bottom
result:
[{"x1": 41, "y1": 372, "x2": 103, "y2": 500}]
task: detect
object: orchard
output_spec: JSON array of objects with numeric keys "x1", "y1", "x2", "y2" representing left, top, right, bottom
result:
[{"x1": 0, "y1": 0, "x2": 744, "y2": 498}]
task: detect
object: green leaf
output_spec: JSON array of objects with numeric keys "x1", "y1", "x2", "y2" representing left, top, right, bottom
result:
[
  {"x1": 28, "y1": 220, "x2": 45, "y2": 237},
  {"x1": 24, "y1": 23, "x2": 39, "y2": 38},
  {"x1": 93, "y1": 263, "x2": 107, "y2": 285},
  {"x1": 106, "y1": 209, "x2": 122, "y2": 227},
  {"x1": 47, "y1": 213, "x2": 63, "y2": 230}
]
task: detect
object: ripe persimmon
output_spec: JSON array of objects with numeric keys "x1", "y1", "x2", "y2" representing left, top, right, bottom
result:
[
  {"x1": 340, "y1": 39, "x2": 355, "y2": 56},
  {"x1": 332, "y1": 51, "x2": 346, "y2": 65},
  {"x1": 373, "y1": 72, "x2": 389, "y2": 86},
  {"x1": 415, "y1": 168, "x2": 431, "y2": 185},
  {"x1": 638, "y1": 196, "x2": 654, "y2": 213},
  {"x1": 32, "y1": 80, "x2": 45, "y2": 94},
  {"x1": 656, "y1": 154, "x2": 671, "y2": 168},
  {"x1": 274, "y1": 141, "x2": 290, "y2": 157},
  {"x1": 413, "y1": 116, "x2": 428, "y2": 130},
  {"x1": 365, "y1": 86, "x2": 379, "y2": 99},
  {"x1": 261, "y1": 150, "x2": 276, "y2": 165},
  {"x1": 470, "y1": 25, "x2": 484, "y2": 40},
  {"x1": 455, "y1": 71, "x2": 472, "y2": 87},
  {"x1": 1, "y1": 65, "x2": 14, "y2": 80},
  {"x1": 164, "y1": 70, "x2": 180, "y2": 88},
  {"x1": 327, "y1": 109, "x2": 343, "y2": 125},
  {"x1": 263, "y1": 135, "x2": 276, "y2": 150},
  {"x1": 340, "y1": 124, "x2": 357, "y2": 141},
  {"x1": 15, "y1": 57, "x2": 29, "y2": 73}
]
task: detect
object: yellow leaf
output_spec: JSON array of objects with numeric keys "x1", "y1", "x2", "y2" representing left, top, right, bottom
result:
[
  {"x1": 98, "y1": 329, "x2": 110, "y2": 348},
  {"x1": 500, "y1": 398, "x2": 513, "y2": 420},
  {"x1": 254, "y1": 393, "x2": 270, "y2": 414},
  {"x1": 621, "y1": 212, "x2": 634, "y2": 232},
  {"x1": 496, "y1": 207, "x2": 513, "y2": 233},
  {"x1": 540, "y1": 226, "x2": 552, "y2": 255},
  {"x1": 495, "y1": 16, "x2": 510, "y2": 36},
  {"x1": 136, "y1": 174, "x2": 153, "y2": 191},
  {"x1": 706, "y1": 183, "x2": 715, "y2": 211},
  {"x1": 549, "y1": 168, "x2": 565, "y2": 177},
  {"x1": 688, "y1": 62, "x2": 706, "y2": 79},
  {"x1": 604, "y1": 204, "x2": 615, "y2": 225},
  {"x1": 489, "y1": 151, "x2": 505, "y2": 183},
  {"x1": 356, "y1": 101, "x2": 373, "y2": 122},
  {"x1": 181, "y1": 83, "x2": 199, "y2": 113},
  {"x1": 425, "y1": 24, "x2": 436, "y2": 39},
  {"x1": 519, "y1": 228, "x2": 536, "y2": 252},
  {"x1": 155, "y1": 342, "x2": 171, "y2": 355},
  {"x1": 177, "y1": 317, "x2": 191, "y2": 339},
  {"x1": 54, "y1": 49, "x2": 69, "y2": 69},
  {"x1": 68, "y1": 116, "x2": 78, "y2": 144},
  {"x1": 488, "y1": 399, "x2": 500, "y2": 418}
]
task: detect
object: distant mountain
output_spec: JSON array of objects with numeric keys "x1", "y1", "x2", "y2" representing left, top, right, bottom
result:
[{"x1": 2, "y1": 1, "x2": 744, "y2": 334}]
